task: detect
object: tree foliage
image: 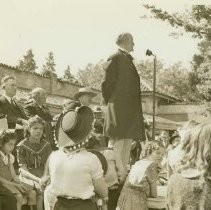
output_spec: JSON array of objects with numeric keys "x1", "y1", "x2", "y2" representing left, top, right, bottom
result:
[
  {"x1": 63, "y1": 65, "x2": 74, "y2": 80},
  {"x1": 195, "y1": 46, "x2": 211, "y2": 101},
  {"x1": 63, "y1": 65, "x2": 79, "y2": 83},
  {"x1": 158, "y1": 62, "x2": 190, "y2": 101},
  {"x1": 144, "y1": 4, "x2": 211, "y2": 102},
  {"x1": 78, "y1": 58, "x2": 191, "y2": 101},
  {"x1": 77, "y1": 59, "x2": 106, "y2": 89},
  {"x1": 135, "y1": 59, "x2": 163, "y2": 81},
  {"x1": 136, "y1": 60, "x2": 191, "y2": 101},
  {"x1": 143, "y1": 5, "x2": 211, "y2": 39},
  {"x1": 17, "y1": 49, "x2": 37, "y2": 72},
  {"x1": 42, "y1": 52, "x2": 56, "y2": 76}
]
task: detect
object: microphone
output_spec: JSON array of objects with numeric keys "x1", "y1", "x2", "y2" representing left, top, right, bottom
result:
[{"x1": 146, "y1": 49, "x2": 154, "y2": 56}]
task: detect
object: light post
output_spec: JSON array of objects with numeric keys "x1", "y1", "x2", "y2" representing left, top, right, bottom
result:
[{"x1": 146, "y1": 49, "x2": 157, "y2": 141}]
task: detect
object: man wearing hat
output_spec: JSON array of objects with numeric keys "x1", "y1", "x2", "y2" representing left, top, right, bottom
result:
[
  {"x1": 42, "y1": 106, "x2": 108, "y2": 210},
  {"x1": 74, "y1": 87, "x2": 97, "y2": 107},
  {"x1": 101, "y1": 32, "x2": 145, "y2": 175}
]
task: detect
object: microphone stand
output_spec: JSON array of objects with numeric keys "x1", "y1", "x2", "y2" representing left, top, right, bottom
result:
[{"x1": 146, "y1": 50, "x2": 157, "y2": 141}]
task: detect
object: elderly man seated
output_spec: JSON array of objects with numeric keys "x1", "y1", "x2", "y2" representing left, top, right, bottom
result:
[{"x1": 24, "y1": 87, "x2": 55, "y2": 149}]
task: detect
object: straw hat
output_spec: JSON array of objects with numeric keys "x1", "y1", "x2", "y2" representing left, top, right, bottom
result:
[
  {"x1": 74, "y1": 87, "x2": 97, "y2": 100},
  {"x1": 54, "y1": 106, "x2": 94, "y2": 150}
]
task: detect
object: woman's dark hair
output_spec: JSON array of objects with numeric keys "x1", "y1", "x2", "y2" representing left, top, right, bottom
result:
[
  {"x1": 0, "y1": 129, "x2": 17, "y2": 147},
  {"x1": 24, "y1": 115, "x2": 46, "y2": 139}
]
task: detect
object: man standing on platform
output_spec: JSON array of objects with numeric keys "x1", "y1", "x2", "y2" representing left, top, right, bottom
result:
[{"x1": 102, "y1": 32, "x2": 145, "y2": 175}]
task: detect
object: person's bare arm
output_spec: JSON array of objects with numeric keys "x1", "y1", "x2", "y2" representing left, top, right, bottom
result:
[
  {"x1": 9, "y1": 164, "x2": 20, "y2": 183},
  {"x1": 93, "y1": 177, "x2": 108, "y2": 210},
  {"x1": 0, "y1": 175, "x2": 27, "y2": 193},
  {"x1": 93, "y1": 177, "x2": 108, "y2": 198},
  {"x1": 40, "y1": 157, "x2": 50, "y2": 188},
  {"x1": 19, "y1": 166, "x2": 40, "y2": 183}
]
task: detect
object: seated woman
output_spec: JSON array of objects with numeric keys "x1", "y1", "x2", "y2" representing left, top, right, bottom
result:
[
  {"x1": 17, "y1": 116, "x2": 52, "y2": 210},
  {"x1": 167, "y1": 123, "x2": 211, "y2": 209}
]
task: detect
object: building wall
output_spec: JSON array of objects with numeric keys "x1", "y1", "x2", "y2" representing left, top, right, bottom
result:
[
  {"x1": 141, "y1": 95, "x2": 159, "y2": 114},
  {"x1": 1, "y1": 64, "x2": 208, "y2": 123},
  {"x1": 0, "y1": 64, "x2": 101, "y2": 115},
  {"x1": 157, "y1": 104, "x2": 210, "y2": 123},
  {"x1": 142, "y1": 93, "x2": 209, "y2": 123}
]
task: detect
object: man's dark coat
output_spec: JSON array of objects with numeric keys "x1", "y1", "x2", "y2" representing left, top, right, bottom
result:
[
  {"x1": 102, "y1": 49, "x2": 145, "y2": 140},
  {"x1": 0, "y1": 95, "x2": 27, "y2": 129}
]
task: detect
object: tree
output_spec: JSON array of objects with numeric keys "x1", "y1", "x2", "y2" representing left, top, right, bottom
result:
[
  {"x1": 136, "y1": 60, "x2": 191, "y2": 101},
  {"x1": 63, "y1": 65, "x2": 77, "y2": 83},
  {"x1": 195, "y1": 46, "x2": 211, "y2": 101},
  {"x1": 78, "y1": 58, "x2": 192, "y2": 101},
  {"x1": 186, "y1": 38, "x2": 211, "y2": 101},
  {"x1": 158, "y1": 62, "x2": 191, "y2": 101},
  {"x1": 42, "y1": 52, "x2": 56, "y2": 76},
  {"x1": 77, "y1": 59, "x2": 106, "y2": 89},
  {"x1": 144, "y1": 4, "x2": 211, "y2": 102},
  {"x1": 143, "y1": 5, "x2": 211, "y2": 39},
  {"x1": 135, "y1": 59, "x2": 164, "y2": 81},
  {"x1": 17, "y1": 49, "x2": 37, "y2": 72}
]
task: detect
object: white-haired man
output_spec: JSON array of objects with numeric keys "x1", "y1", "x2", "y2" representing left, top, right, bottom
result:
[{"x1": 24, "y1": 87, "x2": 55, "y2": 149}]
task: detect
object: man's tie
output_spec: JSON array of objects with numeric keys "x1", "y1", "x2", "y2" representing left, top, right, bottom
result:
[{"x1": 11, "y1": 98, "x2": 15, "y2": 107}]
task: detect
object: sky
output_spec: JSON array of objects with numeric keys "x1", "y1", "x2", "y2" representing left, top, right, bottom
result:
[{"x1": 0, "y1": 0, "x2": 207, "y2": 76}]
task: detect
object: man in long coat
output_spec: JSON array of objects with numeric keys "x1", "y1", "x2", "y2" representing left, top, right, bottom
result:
[{"x1": 102, "y1": 32, "x2": 145, "y2": 173}]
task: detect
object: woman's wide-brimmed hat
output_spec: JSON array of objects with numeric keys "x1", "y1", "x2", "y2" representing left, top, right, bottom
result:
[
  {"x1": 54, "y1": 106, "x2": 94, "y2": 149},
  {"x1": 74, "y1": 87, "x2": 97, "y2": 100}
]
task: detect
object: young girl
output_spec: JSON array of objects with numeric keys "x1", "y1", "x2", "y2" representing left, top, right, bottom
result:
[
  {"x1": 0, "y1": 129, "x2": 35, "y2": 210},
  {"x1": 17, "y1": 115, "x2": 52, "y2": 210},
  {"x1": 117, "y1": 141, "x2": 164, "y2": 210},
  {"x1": 167, "y1": 123, "x2": 211, "y2": 209}
]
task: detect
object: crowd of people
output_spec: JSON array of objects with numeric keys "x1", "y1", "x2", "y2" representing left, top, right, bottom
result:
[{"x1": 0, "y1": 32, "x2": 211, "y2": 210}]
